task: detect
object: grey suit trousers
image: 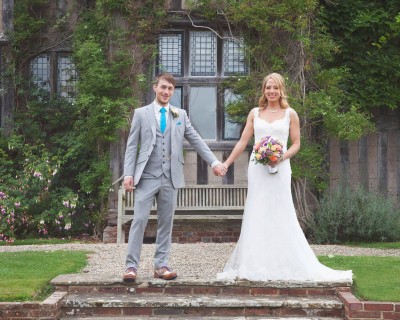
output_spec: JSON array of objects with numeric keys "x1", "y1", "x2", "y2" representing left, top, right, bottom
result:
[{"x1": 125, "y1": 174, "x2": 178, "y2": 269}]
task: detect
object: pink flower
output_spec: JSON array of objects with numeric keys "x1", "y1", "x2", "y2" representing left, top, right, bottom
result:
[{"x1": 34, "y1": 171, "x2": 42, "y2": 178}]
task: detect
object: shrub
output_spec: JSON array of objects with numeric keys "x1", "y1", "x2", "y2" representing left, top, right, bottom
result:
[
  {"x1": 0, "y1": 136, "x2": 94, "y2": 242},
  {"x1": 310, "y1": 186, "x2": 400, "y2": 243}
]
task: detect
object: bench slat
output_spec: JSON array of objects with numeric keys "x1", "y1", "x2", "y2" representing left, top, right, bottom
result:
[{"x1": 117, "y1": 185, "x2": 247, "y2": 243}]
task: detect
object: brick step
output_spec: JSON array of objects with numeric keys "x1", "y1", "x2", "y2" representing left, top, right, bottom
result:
[
  {"x1": 61, "y1": 292, "x2": 344, "y2": 318},
  {"x1": 51, "y1": 274, "x2": 351, "y2": 298},
  {"x1": 62, "y1": 317, "x2": 343, "y2": 320}
]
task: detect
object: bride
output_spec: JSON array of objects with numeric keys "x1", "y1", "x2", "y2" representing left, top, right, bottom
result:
[{"x1": 217, "y1": 73, "x2": 352, "y2": 282}]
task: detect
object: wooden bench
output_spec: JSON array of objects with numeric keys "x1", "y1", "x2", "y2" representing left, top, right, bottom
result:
[{"x1": 117, "y1": 185, "x2": 248, "y2": 243}]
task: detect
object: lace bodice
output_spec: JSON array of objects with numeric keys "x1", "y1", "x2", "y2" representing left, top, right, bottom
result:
[{"x1": 253, "y1": 107, "x2": 291, "y2": 151}]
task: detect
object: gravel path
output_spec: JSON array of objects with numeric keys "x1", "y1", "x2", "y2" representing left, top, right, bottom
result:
[{"x1": 1, "y1": 243, "x2": 400, "y2": 279}]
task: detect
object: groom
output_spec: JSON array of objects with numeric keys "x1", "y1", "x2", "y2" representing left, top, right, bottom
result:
[{"x1": 122, "y1": 73, "x2": 226, "y2": 282}]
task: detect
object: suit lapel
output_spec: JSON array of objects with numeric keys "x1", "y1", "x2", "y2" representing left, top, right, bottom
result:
[
  {"x1": 145, "y1": 103, "x2": 157, "y2": 138},
  {"x1": 170, "y1": 108, "x2": 176, "y2": 140}
]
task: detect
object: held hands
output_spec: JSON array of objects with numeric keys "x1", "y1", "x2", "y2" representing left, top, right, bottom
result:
[
  {"x1": 123, "y1": 176, "x2": 135, "y2": 192},
  {"x1": 212, "y1": 163, "x2": 229, "y2": 177}
]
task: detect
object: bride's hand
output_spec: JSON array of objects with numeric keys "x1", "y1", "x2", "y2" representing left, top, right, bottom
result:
[
  {"x1": 269, "y1": 162, "x2": 278, "y2": 168},
  {"x1": 277, "y1": 154, "x2": 286, "y2": 164}
]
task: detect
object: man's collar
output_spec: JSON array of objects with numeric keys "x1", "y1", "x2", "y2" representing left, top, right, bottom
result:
[{"x1": 154, "y1": 101, "x2": 169, "y2": 111}]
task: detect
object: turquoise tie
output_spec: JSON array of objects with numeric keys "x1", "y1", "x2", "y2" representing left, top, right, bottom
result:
[{"x1": 160, "y1": 107, "x2": 167, "y2": 133}]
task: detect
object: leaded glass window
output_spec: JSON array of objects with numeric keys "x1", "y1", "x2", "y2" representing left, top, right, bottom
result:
[
  {"x1": 189, "y1": 87, "x2": 216, "y2": 139},
  {"x1": 190, "y1": 31, "x2": 217, "y2": 76},
  {"x1": 30, "y1": 54, "x2": 51, "y2": 93},
  {"x1": 170, "y1": 86, "x2": 182, "y2": 108},
  {"x1": 155, "y1": 28, "x2": 250, "y2": 141},
  {"x1": 30, "y1": 52, "x2": 77, "y2": 102},
  {"x1": 158, "y1": 33, "x2": 183, "y2": 76},
  {"x1": 223, "y1": 35, "x2": 248, "y2": 76},
  {"x1": 224, "y1": 90, "x2": 242, "y2": 139},
  {"x1": 57, "y1": 54, "x2": 77, "y2": 102}
]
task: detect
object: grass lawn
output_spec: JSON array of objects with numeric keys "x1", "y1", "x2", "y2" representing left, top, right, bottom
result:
[
  {"x1": 0, "y1": 238, "x2": 96, "y2": 246},
  {"x1": 0, "y1": 250, "x2": 88, "y2": 301},
  {"x1": 319, "y1": 255, "x2": 400, "y2": 302},
  {"x1": 345, "y1": 241, "x2": 400, "y2": 250}
]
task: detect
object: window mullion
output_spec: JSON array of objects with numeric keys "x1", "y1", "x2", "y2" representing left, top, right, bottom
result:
[{"x1": 51, "y1": 52, "x2": 57, "y2": 97}]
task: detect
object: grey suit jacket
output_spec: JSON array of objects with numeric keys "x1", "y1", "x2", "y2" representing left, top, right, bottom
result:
[{"x1": 123, "y1": 103, "x2": 217, "y2": 189}]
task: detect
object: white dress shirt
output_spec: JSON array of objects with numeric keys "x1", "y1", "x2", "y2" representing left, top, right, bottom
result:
[{"x1": 154, "y1": 101, "x2": 169, "y2": 127}]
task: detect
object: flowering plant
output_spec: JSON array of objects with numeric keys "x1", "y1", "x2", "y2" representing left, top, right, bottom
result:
[
  {"x1": 171, "y1": 107, "x2": 179, "y2": 119},
  {"x1": 253, "y1": 136, "x2": 284, "y2": 173}
]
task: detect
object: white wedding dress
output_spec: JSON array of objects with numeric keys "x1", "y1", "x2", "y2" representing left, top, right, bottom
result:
[{"x1": 217, "y1": 107, "x2": 352, "y2": 282}]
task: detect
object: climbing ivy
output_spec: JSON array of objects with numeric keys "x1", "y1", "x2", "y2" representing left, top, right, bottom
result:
[
  {"x1": 1, "y1": 0, "x2": 167, "y2": 240},
  {"x1": 321, "y1": 0, "x2": 400, "y2": 110}
]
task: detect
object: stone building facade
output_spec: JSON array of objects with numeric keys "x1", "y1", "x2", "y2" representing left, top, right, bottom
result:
[
  {"x1": 329, "y1": 108, "x2": 400, "y2": 202},
  {"x1": 0, "y1": 1, "x2": 399, "y2": 242}
]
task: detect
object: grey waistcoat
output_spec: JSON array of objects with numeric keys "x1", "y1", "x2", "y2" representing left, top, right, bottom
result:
[{"x1": 142, "y1": 112, "x2": 172, "y2": 178}]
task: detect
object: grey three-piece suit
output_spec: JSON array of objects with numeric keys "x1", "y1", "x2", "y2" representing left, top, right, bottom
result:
[{"x1": 123, "y1": 103, "x2": 218, "y2": 269}]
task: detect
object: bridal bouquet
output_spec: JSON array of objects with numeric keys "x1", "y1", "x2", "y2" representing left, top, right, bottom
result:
[{"x1": 253, "y1": 136, "x2": 284, "y2": 173}]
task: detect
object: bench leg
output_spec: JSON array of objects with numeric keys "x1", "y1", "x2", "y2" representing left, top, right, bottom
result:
[{"x1": 117, "y1": 188, "x2": 125, "y2": 244}]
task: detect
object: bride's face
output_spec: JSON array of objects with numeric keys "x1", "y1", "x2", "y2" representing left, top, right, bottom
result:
[{"x1": 264, "y1": 78, "x2": 281, "y2": 103}]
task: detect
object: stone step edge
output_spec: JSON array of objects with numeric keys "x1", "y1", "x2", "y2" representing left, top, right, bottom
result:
[
  {"x1": 61, "y1": 317, "x2": 343, "y2": 320},
  {"x1": 63, "y1": 293, "x2": 343, "y2": 309},
  {"x1": 55, "y1": 284, "x2": 343, "y2": 298},
  {"x1": 51, "y1": 273, "x2": 352, "y2": 289}
]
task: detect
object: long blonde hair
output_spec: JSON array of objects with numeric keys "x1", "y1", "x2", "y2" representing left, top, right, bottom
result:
[{"x1": 258, "y1": 73, "x2": 289, "y2": 110}]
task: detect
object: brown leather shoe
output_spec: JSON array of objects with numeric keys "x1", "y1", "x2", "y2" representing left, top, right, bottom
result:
[
  {"x1": 154, "y1": 266, "x2": 177, "y2": 280},
  {"x1": 123, "y1": 267, "x2": 137, "y2": 282}
]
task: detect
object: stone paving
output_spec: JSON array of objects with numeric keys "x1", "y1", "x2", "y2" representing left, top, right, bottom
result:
[{"x1": 2, "y1": 242, "x2": 399, "y2": 279}]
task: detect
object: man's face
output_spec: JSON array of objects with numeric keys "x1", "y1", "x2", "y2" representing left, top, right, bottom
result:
[{"x1": 153, "y1": 78, "x2": 175, "y2": 106}]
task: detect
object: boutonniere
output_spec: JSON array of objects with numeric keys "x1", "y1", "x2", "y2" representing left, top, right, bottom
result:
[{"x1": 170, "y1": 107, "x2": 179, "y2": 119}]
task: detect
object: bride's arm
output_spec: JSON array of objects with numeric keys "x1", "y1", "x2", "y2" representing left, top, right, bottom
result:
[
  {"x1": 223, "y1": 110, "x2": 255, "y2": 168},
  {"x1": 282, "y1": 109, "x2": 301, "y2": 161}
]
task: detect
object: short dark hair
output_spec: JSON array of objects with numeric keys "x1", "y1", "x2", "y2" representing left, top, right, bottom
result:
[{"x1": 154, "y1": 73, "x2": 176, "y2": 88}]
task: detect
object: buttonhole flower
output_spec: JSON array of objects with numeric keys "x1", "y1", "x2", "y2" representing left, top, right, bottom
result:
[{"x1": 171, "y1": 107, "x2": 179, "y2": 119}]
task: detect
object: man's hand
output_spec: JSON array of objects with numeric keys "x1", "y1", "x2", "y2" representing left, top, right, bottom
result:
[
  {"x1": 123, "y1": 176, "x2": 135, "y2": 192},
  {"x1": 212, "y1": 163, "x2": 227, "y2": 176}
]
